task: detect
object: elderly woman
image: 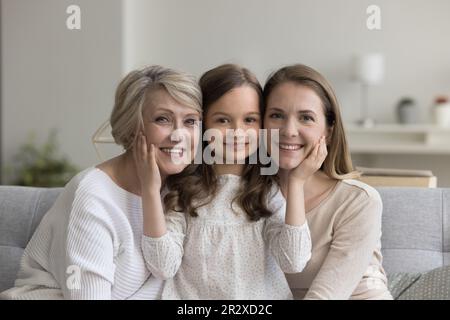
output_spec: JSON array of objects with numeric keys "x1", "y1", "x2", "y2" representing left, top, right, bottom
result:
[{"x1": 0, "y1": 66, "x2": 202, "y2": 300}]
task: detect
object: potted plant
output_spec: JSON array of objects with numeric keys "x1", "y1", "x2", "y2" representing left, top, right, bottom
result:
[
  {"x1": 396, "y1": 97, "x2": 418, "y2": 124},
  {"x1": 433, "y1": 96, "x2": 450, "y2": 127},
  {"x1": 7, "y1": 129, "x2": 78, "y2": 187}
]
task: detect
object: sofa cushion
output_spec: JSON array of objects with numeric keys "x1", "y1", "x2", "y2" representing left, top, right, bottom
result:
[
  {"x1": 0, "y1": 186, "x2": 62, "y2": 292},
  {"x1": 0, "y1": 186, "x2": 62, "y2": 248},
  {"x1": 388, "y1": 265, "x2": 450, "y2": 300},
  {"x1": 0, "y1": 246, "x2": 25, "y2": 292}
]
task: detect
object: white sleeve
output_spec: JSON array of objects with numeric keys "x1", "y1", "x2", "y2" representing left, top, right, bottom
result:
[
  {"x1": 141, "y1": 210, "x2": 187, "y2": 280},
  {"x1": 62, "y1": 194, "x2": 116, "y2": 300},
  {"x1": 263, "y1": 188, "x2": 312, "y2": 273}
]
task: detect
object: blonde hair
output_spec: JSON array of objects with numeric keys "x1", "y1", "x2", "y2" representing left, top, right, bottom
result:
[
  {"x1": 110, "y1": 65, "x2": 202, "y2": 150},
  {"x1": 263, "y1": 64, "x2": 360, "y2": 180}
]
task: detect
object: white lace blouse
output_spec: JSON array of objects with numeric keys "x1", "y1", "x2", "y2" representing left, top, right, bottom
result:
[{"x1": 141, "y1": 174, "x2": 312, "y2": 299}]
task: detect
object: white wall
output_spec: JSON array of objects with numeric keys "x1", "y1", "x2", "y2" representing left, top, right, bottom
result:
[
  {"x1": 123, "y1": 0, "x2": 450, "y2": 124},
  {"x1": 1, "y1": 0, "x2": 123, "y2": 182},
  {"x1": 2, "y1": 0, "x2": 450, "y2": 185},
  {"x1": 123, "y1": 0, "x2": 450, "y2": 186}
]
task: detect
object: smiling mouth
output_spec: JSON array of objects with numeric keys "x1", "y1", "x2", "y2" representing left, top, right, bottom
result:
[
  {"x1": 278, "y1": 143, "x2": 304, "y2": 151},
  {"x1": 160, "y1": 147, "x2": 185, "y2": 156}
]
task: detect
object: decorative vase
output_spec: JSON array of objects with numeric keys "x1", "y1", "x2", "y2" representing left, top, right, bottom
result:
[
  {"x1": 433, "y1": 96, "x2": 450, "y2": 127},
  {"x1": 396, "y1": 98, "x2": 418, "y2": 124}
]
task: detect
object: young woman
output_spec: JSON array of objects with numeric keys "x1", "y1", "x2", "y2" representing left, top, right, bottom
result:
[
  {"x1": 139, "y1": 64, "x2": 319, "y2": 299},
  {"x1": 263, "y1": 64, "x2": 393, "y2": 300},
  {"x1": 0, "y1": 66, "x2": 202, "y2": 300}
]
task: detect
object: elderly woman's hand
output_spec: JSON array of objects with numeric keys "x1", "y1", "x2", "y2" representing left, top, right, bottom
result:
[{"x1": 133, "y1": 132, "x2": 162, "y2": 192}]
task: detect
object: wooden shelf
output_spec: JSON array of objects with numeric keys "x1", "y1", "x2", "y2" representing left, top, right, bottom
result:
[
  {"x1": 358, "y1": 175, "x2": 437, "y2": 188},
  {"x1": 346, "y1": 124, "x2": 450, "y2": 155}
]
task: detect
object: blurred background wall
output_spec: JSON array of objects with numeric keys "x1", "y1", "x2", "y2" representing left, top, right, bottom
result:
[
  {"x1": 1, "y1": 0, "x2": 123, "y2": 183},
  {"x1": 1, "y1": 0, "x2": 450, "y2": 185}
]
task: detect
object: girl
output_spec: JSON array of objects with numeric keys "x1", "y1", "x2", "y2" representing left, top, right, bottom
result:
[
  {"x1": 263, "y1": 64, "x2": 393, "y2": 300},
  {"x1": 0, "y1": 66, "x2": 202, "y2": 299},
  {"x1": 138, "y1": 64, "x2": 324, "y2": 299}
]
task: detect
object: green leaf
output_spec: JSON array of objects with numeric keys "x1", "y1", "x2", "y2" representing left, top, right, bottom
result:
[{"x1": 10, "y1": 129, "x2": 79, "y2": 187}]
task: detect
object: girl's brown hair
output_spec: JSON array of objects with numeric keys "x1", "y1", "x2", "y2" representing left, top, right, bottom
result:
[
  {"x1": 164, "y1": 64, "x2": 276, "y2": 221},
  {"x1": 263, "y1": 64, "x2": 360, "y2": 180}
]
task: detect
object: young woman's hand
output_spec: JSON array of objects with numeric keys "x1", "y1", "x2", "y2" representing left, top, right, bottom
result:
[
  {"x1": 133, "y1": 132, "x2": 162, "y2": 192},
  {"x1": 289, "y1": 136, "x2": 328, "y2": 183}
]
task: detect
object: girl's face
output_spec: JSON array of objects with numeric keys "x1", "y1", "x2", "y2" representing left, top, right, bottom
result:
[
  {"x1": 204, "y1": 86, "x2": 261, "y2": 163},
  {"x1": 142, "y1": 88, "x2": 201, "y2": 177},
  {"x1": 264, "y1": 82, "x2": 331, "y2": 171}
]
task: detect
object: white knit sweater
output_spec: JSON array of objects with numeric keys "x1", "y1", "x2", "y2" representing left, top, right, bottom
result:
[{"x1": 0, "y1": 168, "x2": 163, "y2": 300}]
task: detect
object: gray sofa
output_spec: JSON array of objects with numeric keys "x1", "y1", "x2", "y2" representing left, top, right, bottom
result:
[{"x1": 1, "y1": 186, "x2": 450, "y2": 296}]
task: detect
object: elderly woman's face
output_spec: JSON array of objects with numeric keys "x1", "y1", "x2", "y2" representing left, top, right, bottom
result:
[
  {"x1": 264, "y1": 82, "x2": 331, "y2": 171},
  {"x1": 142, "y1": 88, "x2": 201, "y2": 176}
]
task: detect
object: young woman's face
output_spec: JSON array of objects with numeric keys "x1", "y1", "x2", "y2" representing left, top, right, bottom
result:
[
  {"x1": 142, "y1": 88, "x2": 201, "y2": 176},
  {"x1": 264, "y1": 82, "x2": 331, "y2": 171},
  {"x1": 204, "y1": 86, "x2": 261, "y2": 163}
]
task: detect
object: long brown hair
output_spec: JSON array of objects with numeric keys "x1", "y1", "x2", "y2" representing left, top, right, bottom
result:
[
  {"x1": 263, "y1": 64, "x2": 360, "y2": 180},
  {"x1": 164, "y1": 64, "x2": 276, "y2": 221}
]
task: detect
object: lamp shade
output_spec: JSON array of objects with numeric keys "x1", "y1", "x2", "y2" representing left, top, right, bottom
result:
[{"x1": 353, "y1": 53, "x2": 384, "y2": 85}]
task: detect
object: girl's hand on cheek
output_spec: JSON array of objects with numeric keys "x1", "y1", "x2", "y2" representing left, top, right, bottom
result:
[
  {"x1": 289, "y1": 136, "x2": 328, "y2": 183},
  {"x1": 132, "y1": 132, "x2": 162, "y2": 192}
]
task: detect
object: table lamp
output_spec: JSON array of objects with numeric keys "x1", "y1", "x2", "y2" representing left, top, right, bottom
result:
[{"x1": 353, "y1": 53, "x2": 385, "y2": 128}]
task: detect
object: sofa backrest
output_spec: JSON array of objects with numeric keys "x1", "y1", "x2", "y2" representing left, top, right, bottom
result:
[
  {"x1": 378, "y1": 187, "x2": 450, "y2": 275},
  {"x1": 1, "y1": 186, "x2": 450, "y2": 293},
  {"x1": 0, "y1": 186, "x2": 62, "y2": 292}
]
